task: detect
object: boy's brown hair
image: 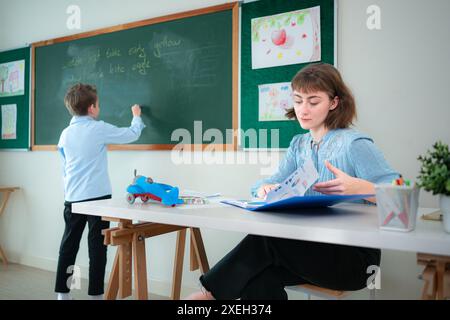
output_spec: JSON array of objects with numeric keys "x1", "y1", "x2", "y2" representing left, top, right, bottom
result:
[
  {"x1": 64, "y1": 83, "x2": 98, "y2": 116},
  {"x1": 286, "y1": 63, "x2": 357, "y2": 129}
]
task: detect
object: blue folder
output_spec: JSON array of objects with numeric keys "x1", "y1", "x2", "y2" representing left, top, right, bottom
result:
[{"x1": 221, "y1": 194, "x2": 374, "y2": 212}]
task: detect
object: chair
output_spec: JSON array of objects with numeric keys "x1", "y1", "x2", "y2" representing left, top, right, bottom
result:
[{"x1": 287, "y1": 283, "x2": 376, "y2": 300}]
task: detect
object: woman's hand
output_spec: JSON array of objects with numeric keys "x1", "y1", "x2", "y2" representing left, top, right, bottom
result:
[
  {"x1": 256, "y1": 184, "x2": 280, "y2": 200},
  {"x1": 313, "y1": 161, "x2": 375, "y2": 199}
]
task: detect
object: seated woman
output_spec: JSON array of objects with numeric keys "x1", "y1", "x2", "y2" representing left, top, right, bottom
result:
[{"x1": 187, "y1": 63, "x2": 399, "y2": 300}]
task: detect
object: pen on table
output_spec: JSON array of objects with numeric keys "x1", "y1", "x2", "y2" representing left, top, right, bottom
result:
[{"x1": 205, "y1": 193, "x2": 221, "y2": 198}]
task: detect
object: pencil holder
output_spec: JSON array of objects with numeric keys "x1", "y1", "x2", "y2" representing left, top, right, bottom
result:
[{"x1": 375, "y1": 184, "x2": 420, "y2": 232}]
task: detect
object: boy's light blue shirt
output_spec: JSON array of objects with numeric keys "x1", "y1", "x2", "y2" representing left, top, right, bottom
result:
[
  {"x1": 58, "y1": 115, "x2": 145, "y2": 202},
  {"x1": 251, "y1": 128, "x2": 399, "y2": 197}
]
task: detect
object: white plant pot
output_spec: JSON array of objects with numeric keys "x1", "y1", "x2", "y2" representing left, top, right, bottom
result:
[{"x1": 440, "y1": 194, "x2": 450, "y2": 233}]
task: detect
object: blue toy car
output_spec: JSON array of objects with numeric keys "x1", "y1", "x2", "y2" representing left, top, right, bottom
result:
[{"x1": 126, "y1": 172, "x2": 184, "y2": 207}]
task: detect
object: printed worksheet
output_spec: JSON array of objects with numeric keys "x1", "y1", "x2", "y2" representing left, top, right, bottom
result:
[{"x1": 266, "y1": 158, "x2": 319, "y2": 203}]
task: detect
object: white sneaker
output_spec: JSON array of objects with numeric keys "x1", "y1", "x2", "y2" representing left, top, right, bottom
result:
[{"x1": 57, "y1": 292, "x2": 74, "y2": 300}]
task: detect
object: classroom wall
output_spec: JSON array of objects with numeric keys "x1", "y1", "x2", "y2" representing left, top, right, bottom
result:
[{"x1": 1, "y1": 0, "x2": 449, "y2": 299}]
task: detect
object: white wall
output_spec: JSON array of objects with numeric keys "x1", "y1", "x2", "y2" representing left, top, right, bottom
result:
[{"x1": 1, "y1": 0, "x2": 449, "y2": 299}]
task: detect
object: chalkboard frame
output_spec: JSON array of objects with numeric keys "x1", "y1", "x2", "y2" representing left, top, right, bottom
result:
[{"x1": 31, "y1": 2, "x2": 239, "y2": 151}]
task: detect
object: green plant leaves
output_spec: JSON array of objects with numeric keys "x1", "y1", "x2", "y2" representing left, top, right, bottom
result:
[{"x1": 417, "y1": 141, "x2": 450, "y2": 196}]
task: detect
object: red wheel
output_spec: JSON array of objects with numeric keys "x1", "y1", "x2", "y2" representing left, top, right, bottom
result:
[
  {"x1": 126, "y1": 193, "x2": 135, "y2": 204},
  {"x1": 141, "y1": 195, "x2": 149, "y2": 203}
]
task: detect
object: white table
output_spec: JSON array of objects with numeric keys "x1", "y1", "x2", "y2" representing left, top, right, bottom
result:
[
  {"x1": 73, "y1": 198, "x2": 450, "y2": 300},
  {"x1": 73, "y1": 198, "x2": 450, "y2": 256}
]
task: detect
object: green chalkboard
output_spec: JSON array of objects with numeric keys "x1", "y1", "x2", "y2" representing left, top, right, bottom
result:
[
  {"x1": 33, "y1": 4, "x2": 237, "y2": 149},
  {"x1": 0, "y1": 47, "x2": 30, "y2": 150},
  {"x1": 241, "y1": 0, "x2": 336, "y2": 148}
]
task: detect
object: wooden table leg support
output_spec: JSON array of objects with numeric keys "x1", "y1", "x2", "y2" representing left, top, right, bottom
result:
[
  {"x1": 102, "y1": 218, "x2": 210, "y2": 300},
  {"x1": 0, "y1": 187, "x2": 19, "y2": 266},
  {"x1": 119, "y1": 242, "x2": 132, "y2": 298},
  {"x1": 420, "y1": 265, "x2": 437, "y2": 300},
  {"x1": 171, "y1": 229, "x2": 186, "y2": 300},
  {"x1": 133, "y1": 233, "x2": 148, "y2": 300},
  {"x1": 417, "y1": 253, "x2": 450, "y2": 300},
  {"x1": 190, "y1": 228, "x2": 210, "y2": 274},
  {"x1": 105, "y1": 249, "x2": 120, "y2": 300}
]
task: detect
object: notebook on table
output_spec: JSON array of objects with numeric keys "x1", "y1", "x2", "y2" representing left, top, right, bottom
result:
[{"x1": 221, "y1": 194, "x2": 374, "y2": 212}]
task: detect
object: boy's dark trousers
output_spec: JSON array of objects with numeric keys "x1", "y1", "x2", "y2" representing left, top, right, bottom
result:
[
  {"x1": 200, "y1": 234, "x2": 381, "y2": 300},
  {"x1": 54, "y1": 195, "x2": 111, "y2": 295}
]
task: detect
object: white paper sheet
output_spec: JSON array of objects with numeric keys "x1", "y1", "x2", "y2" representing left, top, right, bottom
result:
[
  {"x1": 258, "y1": 82, "x2": 294, "y2": 121},
  {"x1": 1, "y1": 104, "x2": 17, "y2": 140},
  {"x1": 266, "y1": 158, "x2": 319, "y2": 203},
  {"x1": 0, "y1": 60, "x2": 25, "y2": 97}
]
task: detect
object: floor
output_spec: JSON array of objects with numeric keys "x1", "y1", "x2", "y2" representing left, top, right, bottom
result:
[
  {"x1": 3, "y1": 262, "x2": 445, "y2": 300},
  {"x1": 0, "y1": 263, "x2": 168, "y2": 300}
]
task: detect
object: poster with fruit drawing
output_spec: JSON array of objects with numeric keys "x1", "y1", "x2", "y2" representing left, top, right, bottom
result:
[
  {"x1": 258, "y1": 82, "x2": 294, "y2": 122},
  {"x1": 0, "y1": 60, "x2": 25, "y2": 97},
  {"x1": 251, "y1": 6, "x2": 321, "y2": 69}
]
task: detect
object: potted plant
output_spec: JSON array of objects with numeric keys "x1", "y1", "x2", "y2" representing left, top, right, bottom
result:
[{"x1": 417, "y1": 141, "x2": 450, "y2": 233}]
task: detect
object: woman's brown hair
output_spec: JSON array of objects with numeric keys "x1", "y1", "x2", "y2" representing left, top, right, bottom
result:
[{"x1": 286, "y1": 63, "x2": 357, "y2": 129}]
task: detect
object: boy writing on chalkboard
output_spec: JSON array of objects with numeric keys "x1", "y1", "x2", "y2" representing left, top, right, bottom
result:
[{"x1": 54, "y1": 83, "x2": 145, "y2": 300}]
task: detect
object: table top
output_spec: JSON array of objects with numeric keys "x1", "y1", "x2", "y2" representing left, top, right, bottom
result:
[
  {"x1": 0, "y1": 187, "x2": 19, "y2": 192},
  {"x1": 72, "y1": 198, "x2": 450, "y2": 256}
]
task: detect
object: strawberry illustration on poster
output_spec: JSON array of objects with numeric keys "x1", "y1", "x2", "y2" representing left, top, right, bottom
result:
[{"x1": 251, "y1": 6, "x2": 321, "y2": 69}]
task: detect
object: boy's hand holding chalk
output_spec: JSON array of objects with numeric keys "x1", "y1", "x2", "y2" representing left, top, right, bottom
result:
[{"x1": 132, "y1": 104, "x2": 141, "y2": 117}]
